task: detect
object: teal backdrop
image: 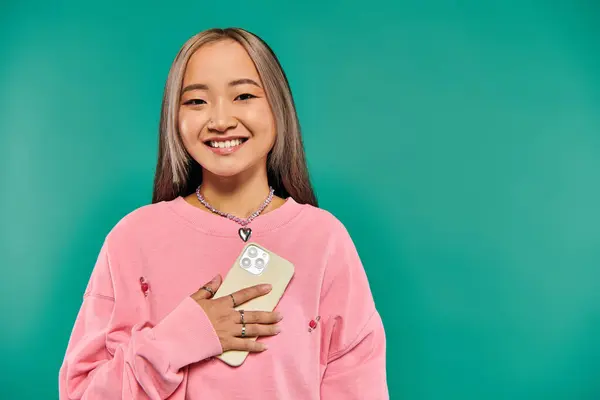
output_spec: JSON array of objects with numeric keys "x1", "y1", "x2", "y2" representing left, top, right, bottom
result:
[{"x1": 1, "y1": 1, "x2": 599, "y2": 399}]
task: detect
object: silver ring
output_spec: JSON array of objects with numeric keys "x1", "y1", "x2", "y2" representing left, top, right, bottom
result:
[
  {"x1": 239, "y1": 309, "x2": 245, "y2": 324},
  {"x1": 241, "y1": 324, "x2": 246, "y2": 338},
  {"x1": 230, "y1": 294, "x2": 237, "y2": 308},
  {"x1": 201, "y1": 286, "x2": 215, "y2": 297}
]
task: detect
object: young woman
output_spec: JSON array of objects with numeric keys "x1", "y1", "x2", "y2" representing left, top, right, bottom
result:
[{"x1": 59, "y1": 27, "x2": 388, "y2": 399}]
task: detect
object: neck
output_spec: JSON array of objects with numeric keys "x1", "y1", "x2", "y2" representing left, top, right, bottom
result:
[{"x1": 197, "y1": 168, "x2": 273, "y2": 219}]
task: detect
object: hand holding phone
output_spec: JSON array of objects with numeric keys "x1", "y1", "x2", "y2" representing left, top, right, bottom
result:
[
  {"x1": 191, "y1": 275, "x2": 283, "y2": 354},
  {"x1": 194, "y1": 243, "x2": 295, "y2": 366}
]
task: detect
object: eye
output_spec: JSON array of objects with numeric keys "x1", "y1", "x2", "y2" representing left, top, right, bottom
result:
[
  {"x1": 183, "y1": 99, "x2": 206, "y2": 106},
  {"x1": 235, "y1": 93, "x2": 257, "y2": 101}
]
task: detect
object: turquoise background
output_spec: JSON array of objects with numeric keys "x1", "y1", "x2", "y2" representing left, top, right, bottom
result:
[{"x1": 1, "y1": 1, "x2": 600, "y2": 398}]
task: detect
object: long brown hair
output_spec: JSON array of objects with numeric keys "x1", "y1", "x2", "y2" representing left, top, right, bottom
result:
[{"x1": 151, "y1": 28, "x2": 317, "y2": 206}]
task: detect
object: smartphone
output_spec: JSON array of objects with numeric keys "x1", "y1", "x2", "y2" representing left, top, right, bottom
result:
[{"x1": 212, "y1": 242, "x2": 295, "y2": 367}]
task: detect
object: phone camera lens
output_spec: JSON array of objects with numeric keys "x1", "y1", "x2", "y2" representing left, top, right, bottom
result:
[
  {"x1": 241, "y1": 257, "x2": 252, "y2": 267},
  {"x1": 255, "y1": 258, "x2": 265, "y2": 268},
  {"x1": 248, "y1": 247, "x2": 258, "y2": 258}
]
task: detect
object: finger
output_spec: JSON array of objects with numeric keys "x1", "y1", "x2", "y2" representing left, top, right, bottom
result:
[
  {"x1": 234, "y1": 323, "x2": 281, "y2": 338},
  {"x1": 228, "y1": 338, "x2": 269, "y2": 352},
  {"x1": 234, "y1": 310, "x2": 282, "y2": 325},
  {"x1": 196, "y1": 275, "x2": 222, "y2": 299},
  {"x1": 224, "y1": 284, "x2": 272, "y2": 307}
]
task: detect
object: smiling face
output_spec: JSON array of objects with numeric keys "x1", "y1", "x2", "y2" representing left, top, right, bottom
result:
[{"x1": 178, "y1": 39, "x2": 277, "y2": 179}]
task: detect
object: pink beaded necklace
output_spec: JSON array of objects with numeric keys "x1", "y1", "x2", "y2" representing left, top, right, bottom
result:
[{"x1": 195, "y1": 186, "x2": 275, "y2": 242}]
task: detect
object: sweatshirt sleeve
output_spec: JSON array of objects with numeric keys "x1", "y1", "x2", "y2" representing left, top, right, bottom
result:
[
  {"x1": 58, "y1": 240, "x2": 223, "y2": 400},
  {"x1": 318, "y1": 223, "x2": 389, "y2": 399}
]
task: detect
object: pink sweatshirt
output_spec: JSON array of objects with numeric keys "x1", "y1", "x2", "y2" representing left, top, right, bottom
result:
[{"x1": 59, "y1": 196, "x2": 388, "y2": 399}]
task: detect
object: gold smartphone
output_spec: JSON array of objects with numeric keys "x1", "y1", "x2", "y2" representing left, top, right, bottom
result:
[{"x1": 212, "y1": 242, "x2": 295, "y2": 367}]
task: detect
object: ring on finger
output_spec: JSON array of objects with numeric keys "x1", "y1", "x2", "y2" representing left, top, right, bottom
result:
[
  {"x1": 200, "y1": 286, "x2": 214, "y2": 297},
  {"x1": 240, "y1": 310, "x2": 247, "y2": 337},
  {"x1": 230, "y1": 294, "x2": 237, "y2": 308}
]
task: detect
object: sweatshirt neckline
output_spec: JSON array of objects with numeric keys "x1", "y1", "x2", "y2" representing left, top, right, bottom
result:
[{"x1": 166, "y1": 195, "x2": 304, "y2": 237}]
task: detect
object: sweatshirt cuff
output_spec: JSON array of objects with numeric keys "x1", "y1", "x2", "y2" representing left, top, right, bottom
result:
[{"x1": 152, "y1": 296, "x2": 223, "y2": 370}]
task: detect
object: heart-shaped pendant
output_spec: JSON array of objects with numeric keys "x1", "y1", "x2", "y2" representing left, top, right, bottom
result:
[{"x1": 239, "y1": 227, "x2": 252, "y2": 242}]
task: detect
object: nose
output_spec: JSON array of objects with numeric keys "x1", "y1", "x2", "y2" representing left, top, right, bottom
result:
[{"x1": 208, "y1": 98, "x2": 237, "y2": 132}]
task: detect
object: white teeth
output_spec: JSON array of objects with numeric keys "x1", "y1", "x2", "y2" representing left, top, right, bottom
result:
[{"x1": 209, "y1": 139, "x2": 244, "y2": 148}]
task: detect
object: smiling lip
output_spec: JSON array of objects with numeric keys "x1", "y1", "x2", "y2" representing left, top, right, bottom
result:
[{"x1": 204, "y1": 138, "x2": 248, "y2": 155}]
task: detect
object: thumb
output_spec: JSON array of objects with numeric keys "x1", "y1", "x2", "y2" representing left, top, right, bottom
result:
[{"x1": 198, "y1": 274, "x2": 222, "y2": 299}]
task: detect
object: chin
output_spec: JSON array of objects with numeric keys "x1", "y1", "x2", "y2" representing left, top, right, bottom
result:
[
  {"x1": 203, "y1": 165, "x2": 248, "y2": 178},
  {"x1": 199, "y1": 156, "x2": 263, "y2": 179},
  {"x1": 194, "y1": 143, "x2": 271, "y2": 179}
]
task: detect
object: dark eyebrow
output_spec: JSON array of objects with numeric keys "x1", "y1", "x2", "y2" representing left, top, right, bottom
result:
[
  {"x1": 181, "y1": 83, "x2": 209, "y2": 93},
  {"x1": 181, "y1": 79, "x2": 261, "y2": 94},
  {"x1": 229, "y1": 78, "x2": 261, "y2": 88}
]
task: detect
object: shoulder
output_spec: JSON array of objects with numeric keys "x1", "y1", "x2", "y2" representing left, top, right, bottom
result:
[
  {"x1": 83, "y1": 201, "x2": 173, "y2": 296},
  {"x1": 294, "y1": 201, "x2": 354, "y2": 245},
  {"x1": 302, "y1": 205, "x2": 370, "y2": 295},
  {"x1": 104, "y1": 199, "x2": 175, "y2": 246}
]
